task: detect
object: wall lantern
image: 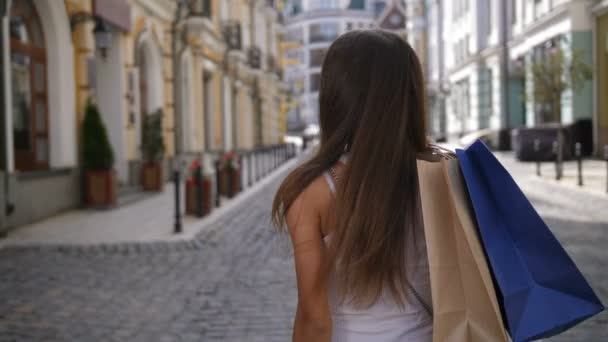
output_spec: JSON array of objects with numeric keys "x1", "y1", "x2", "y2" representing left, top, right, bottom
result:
[
  {"x1": 93, "y1": 18, "x2": 111, "y2": 58},
  {"x1": 70, "y1": 13, "x2": 112, "y2": 59}
]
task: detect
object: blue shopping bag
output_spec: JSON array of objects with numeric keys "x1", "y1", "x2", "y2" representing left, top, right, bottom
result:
[{"x1": 456, "y1": 140, "x2": 604, "y2": 342}]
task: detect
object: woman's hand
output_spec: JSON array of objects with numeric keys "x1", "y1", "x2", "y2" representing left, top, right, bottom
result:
[{"x1": 287, "y1": 178, "x2": 333, "y2": 342}]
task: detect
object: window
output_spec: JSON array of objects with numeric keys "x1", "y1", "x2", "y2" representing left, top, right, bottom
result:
[
  {"x1": 10, "y1": 0, "x2": 49, "y2": 171},
  {"x1": 308, "y1": 0, "x2": 341, "y2": 11},
  {"x1": 478, "y1": 69, "x2": 493, "y2": 129},
  {"x1": 309, "y1": 22, "x2": 339, "y2": 43},
  {"x1": 309, "y1": 48, "x2": 326, "y2": 67},
  {"x1": 202, "y1": 72, "x2": 212, "y2": 150},
  {"x1": 286, "y1": 28, "x2": 303, "y2": 44},
  {"x1": 487, "y1": 0, "x2": 493, "y2": 36},
  {"x1": 373, "y1": 1, "x2": 387, "y2": 17},
  {"x1": 511, "y1": 0, "x2": 517, "y2": 25},
  {"x1": 310, "y1": 73, "x2": 321, "y2": 92}
]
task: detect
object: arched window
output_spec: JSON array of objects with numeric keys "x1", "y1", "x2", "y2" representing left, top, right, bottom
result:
[{"x1": 10, "y1": 0, "x2": 49, "y2": 171}]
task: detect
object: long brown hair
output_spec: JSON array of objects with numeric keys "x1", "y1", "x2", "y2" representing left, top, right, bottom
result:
[{"x1": 272, "y1": 30, "x2": 428, "y2": 307}]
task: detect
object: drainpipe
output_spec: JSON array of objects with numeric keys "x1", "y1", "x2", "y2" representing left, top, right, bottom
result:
[
  {"x1": 500, "y1": 0, "x2": 511, "y2": 132},
  {"x1": 1, "y1": 0, "x2": 14, "y2": 233}
]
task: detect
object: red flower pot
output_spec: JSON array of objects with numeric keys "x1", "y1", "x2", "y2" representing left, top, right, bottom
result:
[
  {"x1": 86, "y1": 169, "x2": 117, "y2": 208},
  {"x1": 186, "y1": 178, "x2": 212, "y2": 217}
]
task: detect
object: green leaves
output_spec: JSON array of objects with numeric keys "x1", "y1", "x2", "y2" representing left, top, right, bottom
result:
[
  {"x1": 141, "y1": 109, "x2": 165, "y2": 163},
  {"x1": 82, "y1": 98, "x2": 114, "y2": 170},
  {"x1": 529, "y1": 48, "x2": 592, "y2": 122}
]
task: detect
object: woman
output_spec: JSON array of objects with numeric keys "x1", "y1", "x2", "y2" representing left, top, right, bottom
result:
[{"x1": 272, "y1": 30, "x2": 433, "y2": 342}]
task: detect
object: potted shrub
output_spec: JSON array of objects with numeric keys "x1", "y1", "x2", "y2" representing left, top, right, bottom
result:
[
  {"x1": 141, "y1": 109, "x2": 165, "y2": 191},
  {"x1": 82, "y1": 99, "x2": 116, "y2": 207},
  {"x1": 220, "y1": 152, "x2": 241, "y2": 198},
  {"x1": 185, "y1": 159, "x2": 212, "y2": 217}
]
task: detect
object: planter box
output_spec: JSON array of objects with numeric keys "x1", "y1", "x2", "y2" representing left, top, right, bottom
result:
[
  {"x1": 186, "y1": 179, "x2": 212, "y2": 217},
  {"x1": 86, "y1": 169, "x2": 117, "y2": 208},
  {"x1": 219, "y1": 167, "x2": 241, "y2": 198},
  {"x1": 142, "y1": 162, "x2": 163, "y2": 191}
]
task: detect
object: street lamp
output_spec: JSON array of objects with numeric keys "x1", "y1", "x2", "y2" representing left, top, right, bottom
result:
[{"x1": 70, "y1": 13, "x2": 112, "y2": 59}]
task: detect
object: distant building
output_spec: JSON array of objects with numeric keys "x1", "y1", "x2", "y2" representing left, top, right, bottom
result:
[{"x1": 282, "y1": 0, "x2": 409, "y2": 129}]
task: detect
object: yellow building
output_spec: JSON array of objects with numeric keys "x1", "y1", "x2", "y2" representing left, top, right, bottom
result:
[{"x1": 0, "y1": 0, "x2": 286, "y2": 231}]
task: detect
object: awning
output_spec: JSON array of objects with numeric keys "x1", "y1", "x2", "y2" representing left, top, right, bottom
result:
[{"x1": 93, "y1": 0, "x2": 131, "y2": 32}]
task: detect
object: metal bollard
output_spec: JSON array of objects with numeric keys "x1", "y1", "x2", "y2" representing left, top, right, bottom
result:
[
  {"x1": 604, "y1": 145, "x2": 608, "y2": 194},
  {"x1": 575, "y1": 142, "x2": 583, "y2": 187},
  {"x1": 214, "y1": 159, "x2": 221, "y2": 208},
  {"x1": 534, "y1": 139, "x2": 541, "y2": 177},
  {"x1": 195, "y1": 164, "x2": 203, "y2": 217},
  {"x1": 248, "y1": 152, "x2": 253, "y2": 187},
  {"x1": 256, "y1": 149, "x2": 261, "y2": 181},
  {"x1": 173, "y1": 170, "x2": 182, "y2": 234},
  {"x1": 238, "y1": 155, "x2": 243, "y2": 192},
  {"x1": 552, "y1": 141, "x2": 560, "y2": 181}
]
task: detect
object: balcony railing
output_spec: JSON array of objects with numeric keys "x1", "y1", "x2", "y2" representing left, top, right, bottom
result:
[
  {"x1": 222, "y1": 20, "x2": 242, "y2": 51},
  {"x1": 188, "y1": 0, "x2": 212, "y2": 18},
  {"x1": 248, "y1": 46, "x2": 262, "y2": 69}
]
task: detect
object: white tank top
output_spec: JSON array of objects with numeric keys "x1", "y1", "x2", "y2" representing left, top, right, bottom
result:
[{"x1": 323, "y1": 156, "x2": 433, "y2": 342}]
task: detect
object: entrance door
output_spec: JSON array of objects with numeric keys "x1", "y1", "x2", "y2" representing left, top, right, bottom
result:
[{"x1": 10, "y1": 1, "x2": 49, "y2": 171}]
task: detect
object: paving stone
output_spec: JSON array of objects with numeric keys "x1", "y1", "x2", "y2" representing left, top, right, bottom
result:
[{"x1": 0, "y1": 158, "x2": 606, "y2": 341}]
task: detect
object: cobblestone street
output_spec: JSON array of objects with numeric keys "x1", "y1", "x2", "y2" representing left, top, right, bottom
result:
[{"x1": 0, "y1": 157, "x2": 607, "y2": 341}]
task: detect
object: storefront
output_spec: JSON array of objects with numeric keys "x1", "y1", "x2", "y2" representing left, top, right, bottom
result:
[{"x1": 2, "y1": 0, "x2": 78, "y2": 230}]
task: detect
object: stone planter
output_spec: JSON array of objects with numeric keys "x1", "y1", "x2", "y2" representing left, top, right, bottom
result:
[
  {"x1": 86, "y1": 169, "x2": 117, "y2": 208},
  {"x1": 142, "y1": 162, "x2": 163, "y2": 191},
  {"x1": 185, "y1": 178, "x2": 212, "y2": 217},
  {"x1": 220, "y1": 167, "x2": 241, "y2": 198}
]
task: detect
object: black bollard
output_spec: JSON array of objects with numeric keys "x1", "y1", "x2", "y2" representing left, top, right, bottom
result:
[
  {"x1": 575, "y1": 143, "x2": 583, "y2": 187},
  {"x1": 195, "y1": 164, "x2": 203, "y2": 217},
  {"x1": 248, "y1": 152, "x2": 253, "y2": 187},
  {"x1": 174, "y1": 170, "x2": 182, "y2": 234},
  {"x1": 552, "y1": 141, "x2": 561, "y2": 181},
  {"x1": 604, "y1": 145, "x2": 608, "y2": 194},
  {"x1": 214, "y1": 159, "x2": 221, "y2": 208},
  {"x1": 238, "y1": 155, "x2": 243, "y2": 193},
  {"x1": 256, "y1": 149, "x2": 261, "y2": 181},
  {"x1": 534, "y1": 139, "x2": 541, "y2": 177}
]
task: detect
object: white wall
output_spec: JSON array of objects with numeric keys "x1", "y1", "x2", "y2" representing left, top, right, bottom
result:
[
  {"x1": 34, "y1": 0, "x2": 77, "y2": 169},
  {"x1": 95, "y1": 34, "x2": 127, "y2": 181}
]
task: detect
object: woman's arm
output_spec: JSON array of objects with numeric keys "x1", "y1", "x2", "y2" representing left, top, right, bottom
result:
[{"x1": 287, "y1": 182, "x2": 332, "y2": 342}]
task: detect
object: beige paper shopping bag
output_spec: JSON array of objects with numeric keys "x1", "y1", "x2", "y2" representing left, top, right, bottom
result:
[{"x1": 417, "y1": 158, "x2": 508, "y2": 342}]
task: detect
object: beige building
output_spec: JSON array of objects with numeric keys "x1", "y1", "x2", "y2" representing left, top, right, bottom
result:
[{"x1": 0, "y1": 0, "x2": 286, "y2": 232}]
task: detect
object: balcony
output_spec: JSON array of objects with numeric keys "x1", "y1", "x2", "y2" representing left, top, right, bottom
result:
[
  {"x1": 222, "y1": 20, "x2": 242, "y2": 51},
  {"x1": 248, "y1": 46, "x2": 262, "y2": 69},
  {"x1": 188, "y1": 0, "x2": 212, "y2": 18}
]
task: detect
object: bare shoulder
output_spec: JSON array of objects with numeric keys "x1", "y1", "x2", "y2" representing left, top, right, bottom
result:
[{"x1": 285, "y1": 174, "x2": 333, "y2": 236}]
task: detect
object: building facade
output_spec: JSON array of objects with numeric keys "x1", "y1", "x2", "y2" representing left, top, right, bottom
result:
[
  {"x1": 429, "y1": 0, "x2": 600, "y2": 151},
  {"x1": 425, "y1": 0, "x2": 447, "y2": 139},
  {"x1": 0, "y1": 0, "x2": 286, "y2": 233},
  {"x1": 282, "y1": 0, "x2": 409, "y2": 129},
  {"x1": 282, "y1": 0, "x2": 377, "y2": 127},
  {"x1": 440, "y1": 0, "x2": 508, "y2": 139}
]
